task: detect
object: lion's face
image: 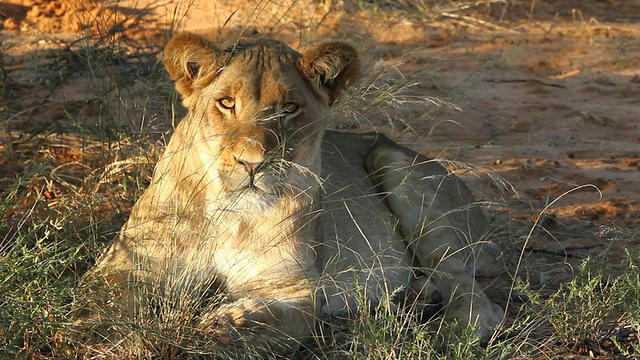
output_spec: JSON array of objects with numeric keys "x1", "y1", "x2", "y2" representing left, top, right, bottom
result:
[{"x1": 163, "y1": 34, "x2": 360, "y2": 202}]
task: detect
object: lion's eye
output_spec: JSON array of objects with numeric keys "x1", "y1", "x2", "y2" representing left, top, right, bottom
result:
[
  {"x1": 218, "y1": 97, "x2": 235, "y2": 110},
  {"x1": 282, "y1": 103, "x2": 299, "y2": 114}
]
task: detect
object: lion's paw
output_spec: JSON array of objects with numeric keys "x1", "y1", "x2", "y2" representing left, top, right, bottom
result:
[{"x1": 444, "y1": 291, "x2": 504, "y2": 342}]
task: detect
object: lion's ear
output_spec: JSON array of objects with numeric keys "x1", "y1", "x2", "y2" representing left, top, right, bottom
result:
[
  {"x1": 163, "y1": 33, "x2": 223, "y2": 99},
  {"x1": 299, "y1": 42, "x2": 360, "y2": 105}
]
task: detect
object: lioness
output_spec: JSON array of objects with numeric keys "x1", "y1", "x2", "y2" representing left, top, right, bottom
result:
[{"x1": 85, "y1": 32, "x2": 504, "y2": 355}]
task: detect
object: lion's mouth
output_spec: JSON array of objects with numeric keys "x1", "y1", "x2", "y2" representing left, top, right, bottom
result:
[
  {"x1": 222, "y1": 171, "x2": 284, "y2": 196},
  {"x1": 231, "y1": 184, "x2": 276, "y2": 196}
]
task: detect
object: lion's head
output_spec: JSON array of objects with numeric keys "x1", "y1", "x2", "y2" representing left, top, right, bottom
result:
[{"x1": 161, "y1": 33, "x2": 360, "y2": 207}]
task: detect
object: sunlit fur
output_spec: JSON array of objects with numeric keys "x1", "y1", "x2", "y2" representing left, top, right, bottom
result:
[{"x1": 83, "y1": 32, "x2": 503, "y2": 356}]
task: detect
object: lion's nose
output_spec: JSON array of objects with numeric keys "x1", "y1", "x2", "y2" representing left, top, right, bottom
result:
[{"x1": 235, "y1": 157, "x2": 264, "y2": 176}]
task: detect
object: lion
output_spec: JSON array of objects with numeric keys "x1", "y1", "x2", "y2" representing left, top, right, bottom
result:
[{"x1": 83, "y1": 32, "x2": 504, "y2": 356}]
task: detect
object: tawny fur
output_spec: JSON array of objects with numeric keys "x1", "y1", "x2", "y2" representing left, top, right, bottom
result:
[{"x1": 83, "y1": 32, "x2": 504, "y2": 356}]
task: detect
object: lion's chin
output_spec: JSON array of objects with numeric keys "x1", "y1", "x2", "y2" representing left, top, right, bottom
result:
[{"x1": 223, "y1": 187, "x2": 282, "y2": 213}]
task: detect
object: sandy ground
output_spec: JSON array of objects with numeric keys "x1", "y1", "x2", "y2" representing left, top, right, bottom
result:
[{"x1": 1, "y1": 0, "x2": 639, "y2": 347}]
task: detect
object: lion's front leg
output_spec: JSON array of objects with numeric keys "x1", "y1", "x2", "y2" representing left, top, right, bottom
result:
[
  {"x1": 366, "y1": 145, "x2": 504, "y2": 340},
  {"x1": 198, "y1": 295, "x2": 315, "y2": 354},
  {"x1": 408, "y1": 222, "x2": 504, "y2": 340}
]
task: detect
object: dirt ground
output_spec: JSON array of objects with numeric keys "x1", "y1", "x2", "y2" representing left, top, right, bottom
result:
[{"x1": 1, "y1": 0, "x2": 639, "y2": 356}]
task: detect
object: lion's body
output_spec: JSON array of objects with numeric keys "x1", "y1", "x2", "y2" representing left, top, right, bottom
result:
[{"x1": 85, "y1": 33, "x2": 504, "y2": 355}]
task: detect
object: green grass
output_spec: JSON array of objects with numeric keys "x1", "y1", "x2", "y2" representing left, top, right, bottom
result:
[{"x1": 546, "y1": 249, "x2": 640, "y2": 355}]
